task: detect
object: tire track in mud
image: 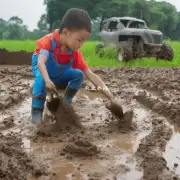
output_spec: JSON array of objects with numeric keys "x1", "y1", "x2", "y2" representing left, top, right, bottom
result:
[
  {"x1": 0, "y1": 66, "x2": 32, "y2": 111},
  {"x1": 135, "y1": 117, "x2": 178, "y2": 180},
  {"x1": 0, "y1": 65, "x2": 32, "y2": 78},
  {"x1": 96, "y1": 67, "x2": 180, "y2": 179},
  {"x1": 100, "y1": 67, "x2": 180, "y2": 128},
  {"x1": 134, "y1": 91, "x2": 180, "y2": 127},
  {"x1": 127, "y1": 89, "x2": 180, "y2": 179}
]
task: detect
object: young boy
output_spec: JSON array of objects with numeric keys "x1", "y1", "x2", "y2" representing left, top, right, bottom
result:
[{"x1": 31, "y1": 8, "x2": 117, "y2": 124}]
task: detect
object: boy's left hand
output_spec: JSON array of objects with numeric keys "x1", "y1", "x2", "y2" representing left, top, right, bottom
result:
[{"x1": 84, "y1": 69, "x2": 124, "y2": 118}]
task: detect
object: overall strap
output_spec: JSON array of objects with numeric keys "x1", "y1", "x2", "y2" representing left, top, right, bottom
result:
[
  {"x1": 66, "y1": 49, "x2": 74, "y2": 66},
  {"x1": 50, "y1": 34, "x2": 57, "y2": 53},
  {"x1": 69, "y1": 57, "x2": 74, "y2": 66}
]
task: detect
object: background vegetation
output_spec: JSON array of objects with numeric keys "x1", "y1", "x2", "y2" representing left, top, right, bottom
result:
[{"x1": 0, "y1": 0, "x2": 180, "y2": 41}]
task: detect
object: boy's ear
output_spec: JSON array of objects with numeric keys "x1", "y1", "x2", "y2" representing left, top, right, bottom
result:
[
  {"x1": 62, "y1": 29, "x2": 66, "y2": 35},
  {"x1": 62, "y1": 28, "x2": 69, "y2": 36}
]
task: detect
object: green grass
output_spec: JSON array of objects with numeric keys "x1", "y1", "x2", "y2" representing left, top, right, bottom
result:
[
  {"x1": 0, "y1": 40, "x2": 35, "y2": 52},
  {"x1": 0, "y1": 40, "x2": 180, "y2": 67}
]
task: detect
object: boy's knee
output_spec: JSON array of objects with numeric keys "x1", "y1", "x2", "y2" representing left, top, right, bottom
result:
[
  {"x1": 67, "y1": 69, "x2": 84, "y2": 90},
  {"x1": 75, "y1": 69, "x2": 84, "y2": 81}
]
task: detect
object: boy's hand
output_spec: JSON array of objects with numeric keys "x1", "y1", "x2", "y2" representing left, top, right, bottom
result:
[
  {"x1": 45, "y1": 79, "x2": 57, "y2": 93},
  {"x1": 85, "y1": 69, "x2": 115, "y2": 101},
  {"x1": 37, "y1": 54, "x2": 57, "y2": 94}
]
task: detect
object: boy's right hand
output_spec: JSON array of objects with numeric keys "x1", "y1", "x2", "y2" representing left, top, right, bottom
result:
[{"x1": 45, "y1": 79, "x2": 57, "y2": 93}]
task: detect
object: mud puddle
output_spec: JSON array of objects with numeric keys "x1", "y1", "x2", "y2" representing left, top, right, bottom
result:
[
  {"x1": 25, "y1": 133, "x2": 145, "y2": 180},
  {"x1": 5, "y1": 87, "x2": 154, "y2": 180},
  {"x1": 163, "y1": 126, "x2": 180, "y2": 176}
]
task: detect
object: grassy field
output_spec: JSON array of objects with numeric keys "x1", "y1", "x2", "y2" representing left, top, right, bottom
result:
[{"x1": 0, "y1": 40, "x2": 179, "y2": 67}]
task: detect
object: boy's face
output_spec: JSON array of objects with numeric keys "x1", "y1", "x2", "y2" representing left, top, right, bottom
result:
[{"x1": 63, "y1": 28, "x2": 91, "y2": 51}]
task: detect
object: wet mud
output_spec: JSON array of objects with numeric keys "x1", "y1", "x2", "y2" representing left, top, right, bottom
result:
[
  {"x1": 0, "y1": 66, "x2": 31, "y2": 110},
  {"x1": 0, "y1": 132, "x2": 54, "y2": 180},
  {"x1": 1, "y1": 65, "x2": 180, "y2": 179},
  {"x1": 135, "y1": 117, "x2": 178, "y2": 180},
  {"x1": 62, "y1": 138, "x2": 99, "y2": 157},
  {"x1": 46, "y1": 95, "x2": 83, "y2": 130}
]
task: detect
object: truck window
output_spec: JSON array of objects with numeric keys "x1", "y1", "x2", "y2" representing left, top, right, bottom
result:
[
  {"x1": 100, "y1": 21, "x2": 108, "y2": 31},
  {"x1": 108, "y1": 21, "x2": 118, "y2": 31},
  {"x1": 120, "y1": 20, "x2": 129, "y2": 27},
  {"x1": 129, "y1": 21, "x2": 146, "y2": 29}
]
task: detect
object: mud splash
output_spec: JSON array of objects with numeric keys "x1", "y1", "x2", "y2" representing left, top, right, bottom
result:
[{"x1": 46, "y1": 95, "x2": 83, "y2": 130}]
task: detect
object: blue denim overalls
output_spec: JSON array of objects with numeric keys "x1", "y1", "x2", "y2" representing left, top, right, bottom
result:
[{"x1": 31, "y1": 33, "x2": 84, "y2": 123}]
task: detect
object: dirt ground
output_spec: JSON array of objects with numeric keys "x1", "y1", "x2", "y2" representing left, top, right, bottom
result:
[
  {"x1": 1, "y1": 52, "x2": 180, "y2": 180},
  {"x1": 0, "y1": 49, "x2": 32, "y2": 65}
]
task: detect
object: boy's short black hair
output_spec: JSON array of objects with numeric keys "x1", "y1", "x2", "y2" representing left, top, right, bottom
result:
[{"x1": 59, "y1": 8, "x2": 92, "y2": 33}]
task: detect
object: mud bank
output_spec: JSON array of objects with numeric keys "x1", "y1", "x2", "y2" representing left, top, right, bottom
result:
[
  {"x1": 0, "y1": 132, "x2": 55, "y2": 180},
  {"x1": 0, "y1": 48, "x2": 32, "y2": 65},
  {"x1": 134, "y1": 91, "x2": 180, "y2": 127},
  {"x1": 135, "y1": 117, "x2": 179, "y2": 180}
]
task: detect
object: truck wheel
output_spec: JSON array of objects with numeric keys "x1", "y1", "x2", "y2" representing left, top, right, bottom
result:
[
  {"x1": 157, "y1": 43, "x2": 174, "y2": 61},
  {"x1": 96, "y1": 44, "x2": 104, "y2": 57},
  {"x1": 117, "y1": 46, "x2": 133, "y2": 62}
]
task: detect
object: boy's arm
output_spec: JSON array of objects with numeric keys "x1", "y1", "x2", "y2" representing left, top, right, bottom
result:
[
  {"x1": 38, "y1": 54, "x2": 49, "y2": 82},
  {"x1": 38, "y1": 54, "x2": 57, "y2": 92},
  {"x1": 84, "y1": 69, "x2": 114, "y2": 102}
]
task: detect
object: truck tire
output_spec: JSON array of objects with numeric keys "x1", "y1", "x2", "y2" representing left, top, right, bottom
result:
[
  {"x1": 117, "y1": 46, "x2": 133, "y2": 62},
  {"x1": 157, "y1": 43, "x2": 174, "y2": 61}
]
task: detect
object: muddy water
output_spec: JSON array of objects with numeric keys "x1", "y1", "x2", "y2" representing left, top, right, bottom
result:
[
  {"x1": 12, "y1": 88, "x2": 150, "y2": 180},
  {"x1": 163, "y1": 127, "x2": 180, "y2": 176}
]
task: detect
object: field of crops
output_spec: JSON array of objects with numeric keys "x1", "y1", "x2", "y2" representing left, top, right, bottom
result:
[{"x1": 0, "y1": 40, "x2": 180, "y2": 67}]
